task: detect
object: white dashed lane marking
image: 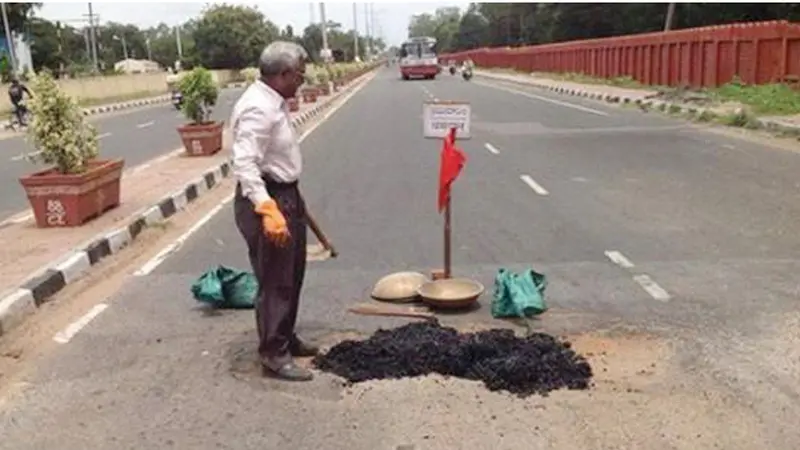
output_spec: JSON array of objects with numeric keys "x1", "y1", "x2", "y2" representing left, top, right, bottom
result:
[{"x1": 520, "y1": 174, "x2": 549, "y2": 196}]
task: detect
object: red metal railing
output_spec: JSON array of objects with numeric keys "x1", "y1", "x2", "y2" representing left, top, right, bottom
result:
[{"x1": 441, "y1": 20, "x2": 800, "y2": 88}]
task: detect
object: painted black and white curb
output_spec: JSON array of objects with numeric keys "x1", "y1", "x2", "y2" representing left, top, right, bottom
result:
[
  {"x1": 477, "y1": 70, "x2": 800, "y2": 135},
  {"x1": 0, "y1": 70, "x2": 373, "y2": 338},
  {"x1": 82, "y1": 95, "x2": 171, "y2": 117}
]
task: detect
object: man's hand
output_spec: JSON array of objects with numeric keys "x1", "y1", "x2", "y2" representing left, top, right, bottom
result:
[{"x1": 254, "y1": 200, "x2": 291, "y2": 246}]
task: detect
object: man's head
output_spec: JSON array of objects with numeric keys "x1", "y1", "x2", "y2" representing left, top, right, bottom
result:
[
  {"x1": 258, "y1": 41, "x2": 309, "y2": 99},
  {"x1": 10, "y1": 76, "x2": 19, "y2": 86}
]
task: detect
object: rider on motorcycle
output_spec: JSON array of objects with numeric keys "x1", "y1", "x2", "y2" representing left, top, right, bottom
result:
[{"x1": 8, "y1": 76, "x2": 32, "y2": 126}]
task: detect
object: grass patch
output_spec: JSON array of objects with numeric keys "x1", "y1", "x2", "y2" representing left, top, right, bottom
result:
[
  {"x1": 76, "y1": 90, "x2": 168, "y2": 107},
  {"x1": 485, "y1": 66, "x2": 800, "y2": 118},
  {"x1": 718, "y1": 108, "x2": 763, "y2": 129},
  {"x1": 712, "y1": 79, "x2": 800, "y2": 116},
  {"x1": 695, "y1": 110, "x2": 717, "y2": 122}
]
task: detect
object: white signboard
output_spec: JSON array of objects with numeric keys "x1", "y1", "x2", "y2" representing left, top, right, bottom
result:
[{"x1": 423, "y1": 101, "x2": 472, "y2": 140}]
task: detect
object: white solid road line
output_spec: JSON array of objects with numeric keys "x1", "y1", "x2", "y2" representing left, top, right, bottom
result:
[
  {"x1": 99, "y1": 132, "x2": 112, "y2": 139},
  {"x1": 136, "y1": 121, "x2": 155, "y2": 129},
  {"x1": 520, "y1": 174, "x2": 549, "y2": 195},
  {"x1": 484, "y1": 143, "x2": 500, "y2": 155},
  {"x1": 134, "y1": 194, "x2": 234, "y2": 276},
  {"x1": 604, "y1": 250, "x2": 635, "y2": 269},
  {"x1": 53, "y1": 303, "x2": 109, "y2": 344},
  {"x1": 633, "y1": 274, "x2": 671, "y2": 301},
  {"x1": 476, "y1": 80, "x2": 609, "y2": 117},
  {"x1": 134, "y1": 72, "x2": 377, "y2": 277}
]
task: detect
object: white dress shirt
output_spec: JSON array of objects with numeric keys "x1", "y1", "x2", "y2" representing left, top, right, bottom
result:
[{"x1": 230, "y1": 80, "x2": 302, "y2": 206}]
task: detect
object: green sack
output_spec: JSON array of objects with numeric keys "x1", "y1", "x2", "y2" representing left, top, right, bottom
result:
[
  {"x1": 190, "y1": 265, "x2": 258, "y2": 309},
  {"x1": 491, "y1": 268, "x2": 548, "y2": 319}
]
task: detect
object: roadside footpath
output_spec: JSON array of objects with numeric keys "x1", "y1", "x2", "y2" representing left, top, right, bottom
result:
[
  {"x1": 0, "y1": 71, "x2": 378, "y2": 338},
  {"x1": 475, "y1": 69, "x2": 800, "y2": 138}
]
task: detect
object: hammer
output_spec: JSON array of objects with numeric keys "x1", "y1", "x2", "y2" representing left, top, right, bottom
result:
[{"x1": 301, "y1": 194, "x2": 338, "y2": 258}]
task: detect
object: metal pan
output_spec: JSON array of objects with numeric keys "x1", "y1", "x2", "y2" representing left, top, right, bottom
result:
[{"x1": 417, "y1": 278, "x2": 484, "y2": 310}]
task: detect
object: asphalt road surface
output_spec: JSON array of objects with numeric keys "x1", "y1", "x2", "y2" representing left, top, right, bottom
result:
[
  {"x1": 0, "y1": 88, "x2": 243, "y2": 220},
  {"x1": 2, "y1": 67, "x2": 800, "y2": 449}
]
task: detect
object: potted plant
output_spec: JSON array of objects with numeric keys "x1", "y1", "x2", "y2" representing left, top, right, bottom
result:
[
  {"x1": 176, "y1": 67, "x2": 223, "y2": 157},
  {"x1": 243, "y1": 67, "x2": 259, "y2": 86},
  {"x1": 331, "y1": 65, "x2": 343, "y2": 91},
  {"x1": 316, "y1": 68, "x2": 331, "y2": 96},
  {"x1": 300, "y1": 71, "x2": 318, "y2": 104},
  {"x1": 19, "y1": 70, "x2": 124, "y2": 228}
]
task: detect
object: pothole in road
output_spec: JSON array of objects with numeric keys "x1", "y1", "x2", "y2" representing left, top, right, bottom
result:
[
  {"x1": 224, "y1": 320, "x2": 673, "y2": 403},
  {"x1": 566, "y1": 327, "x2": 673, "y2": 394}
]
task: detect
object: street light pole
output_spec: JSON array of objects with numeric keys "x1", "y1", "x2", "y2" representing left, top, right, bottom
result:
[
  {"x1": 352, "y1": 3, "x2": 359, "y2": 62},
  {"x1": 175, "y1": 26, "x2": 183, "y2": 58},
  {"x1": 87, "y1": 2, "x2": 99, "y2": 72},
  {"x1": 119, "y1": 35, "x2": 128, "y2": 59},
  {"x1": 319, "y1": 2, "x2": 329, "y2": 61},
  {"x1": 664, "y1": 3, "x2": 676, "y2": 31},
  {"x1": 363, "y1": 3, "x2": 371, "y2": 59},
  {"x1": 1, "y1": 2, "x2": 18, "y2": 73}
]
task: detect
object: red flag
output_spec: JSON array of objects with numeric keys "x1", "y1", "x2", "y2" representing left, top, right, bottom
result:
[{"x1": 438, "y1": 127, "x2": 467, "y2": 213}]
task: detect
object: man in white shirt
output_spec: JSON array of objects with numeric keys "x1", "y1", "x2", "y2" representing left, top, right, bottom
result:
[{"x1": 231, "y1": 41, "x2": 318, "y2": 382}]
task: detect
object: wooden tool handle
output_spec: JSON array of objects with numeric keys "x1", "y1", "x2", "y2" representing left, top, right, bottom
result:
[
  {"x1": 300, "y1": 194, "x2": 338, "y2": 258},
  {"x1": 348, "y1": 303, "x2": 435, "y2": 321}
]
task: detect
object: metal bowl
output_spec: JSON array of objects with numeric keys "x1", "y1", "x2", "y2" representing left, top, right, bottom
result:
[
  {"x1": 417, "y1": 278, "x2": 484, "y2": 310},
  {"x1": 370, "y1": 271, "x2": 429, "y2": 303}
]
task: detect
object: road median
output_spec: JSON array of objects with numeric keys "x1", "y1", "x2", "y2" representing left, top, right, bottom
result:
[{"x1": 0, "y1": 67, "x2": 379, "y2": 338}]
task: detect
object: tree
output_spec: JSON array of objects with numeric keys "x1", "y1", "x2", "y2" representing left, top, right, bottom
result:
[
  {"x1": 454, "y1": 6, "x2": 489, "y2": 51},
  {"x1": 192, "y1": 4, "x2": 279, "y2": 69},
  {"x1": 27, "y1": 18, "x2": 62, "y2": 73},
  {"x1": 408, "y1": 13, "x2": 438, "y2": 38},
  {"x1": 4, "y1": 3, "x2": 41, "y2": 34}
]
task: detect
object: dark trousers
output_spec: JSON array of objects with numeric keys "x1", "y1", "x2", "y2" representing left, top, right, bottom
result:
[{"x1": 234, "y1": 177, "x2": 307, "y2": 369}]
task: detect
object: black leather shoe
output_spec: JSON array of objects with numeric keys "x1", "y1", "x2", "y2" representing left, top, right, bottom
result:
[
  {"x1": 290, "y1": 336, "x2": 320, "y2": 357},
  {"x1": 263, "y1": 362, "x2": 314, "y2": 382}
]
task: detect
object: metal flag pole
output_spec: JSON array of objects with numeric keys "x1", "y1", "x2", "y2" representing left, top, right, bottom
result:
[
  {"x1": 443, "y1": 127, "x2": 456, "y2": 279},
  {"x1": 444, "y1": 187, "x2": 452, "y2": 279}
]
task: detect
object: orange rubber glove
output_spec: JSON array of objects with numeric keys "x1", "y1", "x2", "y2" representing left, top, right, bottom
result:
[{"x1": 254, "y1": 200, "x2": 291, "y2": 246}]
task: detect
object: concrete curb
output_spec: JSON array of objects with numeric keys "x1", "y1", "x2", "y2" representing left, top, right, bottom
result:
[
  {"x1": 81, "y1": 95, "x2": 172, "y2": 117},
  {"x1": 0, "y1": 70, "x2": 377, "y2": 338},
  {"x1": 477, "y1": 71, "x2": 800, "y2": 135}
]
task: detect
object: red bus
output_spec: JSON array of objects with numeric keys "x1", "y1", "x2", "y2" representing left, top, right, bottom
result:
[{"x1": 398, "y1": 36, "x2": 439, "y2": 80}]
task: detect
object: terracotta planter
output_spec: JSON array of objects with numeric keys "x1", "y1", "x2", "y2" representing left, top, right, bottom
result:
[
  {"x1": 317, "y1": 83, "x2": 331, "y2": 96},
  {"x1": 19, "y1": 159, "x2": 125, "y2": 228},
  {"x1": 177, "y1": 121, "x2": 224, "y2": 157},
  {"x1": 287, "y1": 97, "x2": 300, "y2": 112},
  {"x1": 301, "y1": 87, "x2": 318, "y2": 103}
]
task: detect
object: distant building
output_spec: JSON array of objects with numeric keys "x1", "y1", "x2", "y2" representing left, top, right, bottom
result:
[{"x1": 114, "y1": 58, "x2": 161, "y2": 74}]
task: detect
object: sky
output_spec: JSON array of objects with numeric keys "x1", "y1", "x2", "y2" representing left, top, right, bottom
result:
[{"x1": 36, "y1": 1, "x2": 470, "y2": 46}]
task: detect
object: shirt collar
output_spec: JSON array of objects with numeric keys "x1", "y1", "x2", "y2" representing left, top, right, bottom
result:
[{"x1": 255, "y1": 79, "x2": 286, "y2": 109}]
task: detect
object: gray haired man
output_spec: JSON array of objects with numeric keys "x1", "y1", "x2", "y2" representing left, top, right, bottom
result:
[{"x1": 230, "y1": 41, "x2": 318, "y2": 382}]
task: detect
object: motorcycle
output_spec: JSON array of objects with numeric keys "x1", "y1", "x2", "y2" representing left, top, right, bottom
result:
[
  {"x1": 462, "y1": 67, "x2": 473, "y2": 81},
  {"x1": 171, "y1": 90, "x2": 183, "y2": 110}
]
